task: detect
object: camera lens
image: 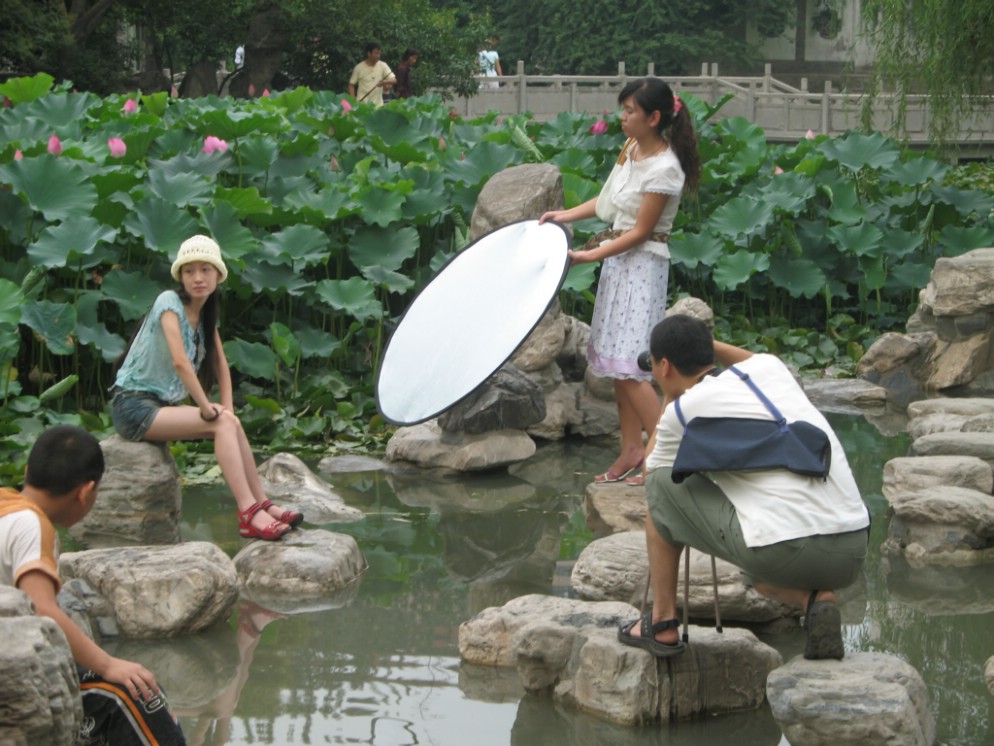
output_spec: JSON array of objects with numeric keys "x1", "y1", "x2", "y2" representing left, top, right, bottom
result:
[{"x1": 637, "y1": 350, "x2": 652, "y2": 372}]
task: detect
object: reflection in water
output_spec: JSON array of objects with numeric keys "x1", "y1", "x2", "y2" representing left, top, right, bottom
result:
[{"x1": 165, "y1": 426, "x2": 994, "y2": 745}]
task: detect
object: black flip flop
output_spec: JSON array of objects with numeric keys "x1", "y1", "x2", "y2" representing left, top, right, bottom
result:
[{"x1": 617, "y1": 613, "x2": 686, "y2": 658}]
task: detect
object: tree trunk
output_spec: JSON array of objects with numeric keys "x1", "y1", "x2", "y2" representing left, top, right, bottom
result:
[
  {"x1": 228, "y1": 0, "x2": 285, "y2": 98},
  {"x1": 67, "y1": 0, "x2": 120, "y2": 45}
]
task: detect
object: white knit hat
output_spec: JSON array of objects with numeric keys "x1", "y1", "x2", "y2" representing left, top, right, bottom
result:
[{"x1": 171, "y1": 235, "x2": 228, "y2": 283}]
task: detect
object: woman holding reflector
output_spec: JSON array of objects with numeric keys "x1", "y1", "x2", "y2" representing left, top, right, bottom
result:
[{"x1": 540, "y1": 77, "x2": 701, "y2": 484}]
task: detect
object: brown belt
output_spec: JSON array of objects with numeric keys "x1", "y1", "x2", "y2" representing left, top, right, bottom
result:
[{"x1": 581, "y1": 229, "x2": 670, "y2": 251}]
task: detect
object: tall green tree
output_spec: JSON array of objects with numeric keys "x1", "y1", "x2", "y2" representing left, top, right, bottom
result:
[{"x1": 862, "y1": 0, "x2": 994, "y2": 145}]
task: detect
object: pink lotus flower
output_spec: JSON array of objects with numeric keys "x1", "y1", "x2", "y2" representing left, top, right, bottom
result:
[
  {"x1": 438, "y1": 135, "x2": 447, "y2": 151},
  {"x1": 170, "y1": 85, "x2": 179, "y2": 98},
  {"x1": 497, "y1": 117, "x2": 503, "y2": 126},
  {"x1": 107, "y1": 137, "x2": 127, "y2": 158},
  {"x1": 341, "y1": 99, "x2": 352, "y2": 113},
  {"x1": 202, "y1": 136, "x2": 229, "y2": 154},
  {"x1": 330, "y1": 156, "x2": 340, "y2": 171},
  {"x1": 262, "y1": 88, "x2": 270, "y2": 97},
  {"x1": 122, "y1": 98, "x2": 138, "y2": 115},
  {"x1": 47, "y1": 135, "x2": 62, "y2": 156},
  {"x1": 2, "y1": 98, "x2": 11, "y2": 108},
  {"x1": 248, "y1": 83, "x2": 256, "y2": 96},
  {"x1": 805, "y1": 129, "x2": 816, "y2": 139},
  {"x1": 774, "y1": 166, "x2": 784, "y2": 175},
  {"x1": 14, "y1": 149, "x2": 22, "y2": 160},
  {"x1": 590, "y1": 120, "x2": 608, "y2": 135}
]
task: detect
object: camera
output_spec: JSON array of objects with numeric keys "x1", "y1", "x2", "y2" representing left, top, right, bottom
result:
[{"x1": 637, "y1": 350, "x2": 653, "y2": 372}]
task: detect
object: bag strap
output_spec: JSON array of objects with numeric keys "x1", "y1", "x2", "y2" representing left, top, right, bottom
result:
[
  {"x1": 674, "y1": 398, "x2": 687, "y2": 429},
  {"x1": 728, "y1": 365, "x2": 789, "y2": 432}
]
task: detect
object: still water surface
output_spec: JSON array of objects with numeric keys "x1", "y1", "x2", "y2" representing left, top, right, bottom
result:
[{"x1": 109, "y1": 413, "x2": 994, "y2": 745}]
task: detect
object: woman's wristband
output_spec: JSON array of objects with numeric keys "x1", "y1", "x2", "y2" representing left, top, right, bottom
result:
[{"x1": 200, "y1": 406, "x2": 221, "y2": 422}]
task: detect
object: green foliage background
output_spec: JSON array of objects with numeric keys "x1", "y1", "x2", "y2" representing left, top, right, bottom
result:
[{"x1": 1, "y1": 73, "x2": 993, "y2": 484}]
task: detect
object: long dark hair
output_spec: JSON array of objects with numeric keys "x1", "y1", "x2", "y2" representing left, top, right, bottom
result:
[
  {"x1": 617, "y1": 77, "x2": 701, "y2": 193},
  {"x1": 115, "y1": 286, "x2": 221, "y2": 392}
]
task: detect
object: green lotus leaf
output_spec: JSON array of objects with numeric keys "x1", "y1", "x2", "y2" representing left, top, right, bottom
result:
[
  {"x1": 768, "y1": 256, "x2": 826, "y2": 299},
  {"x1": 91, "y1": 171, "x2": 143, "y2": 201},
  {"x1": 75, "y1": 292, "x2": 125, "y2": 362},
  {"x1": 223, "y1": 338, "x2": 278, "y2": 381},
  {"x1": 259, "y1": 224, "x2": 331, "y2": 269},
  {"x1": 0, "y1": 279, "x2": 23, "y2": 326},
  {"x1": 937, "y1": 225, "x2": 994, "y2": 256},
  {"x1": 365, "y1": 109, "x2": 422, "y2": 147},
  {"x1": 445, "y1": 141, "x2": 521, "y2": 187},
  {"x1": 27, "y1": 217, "x2": 119, "y2": 268},
  {"x1": 283, "y1": 186, "x2": 350, "y2": 222},
  {"x1": 348, "y1": 224, "x2": 419, "y2": 272},
  {"x1": 272, "y1": 87, "x2": 314, "y2": 114},
  {"x1": 269, "y1": 322, "x2": 300, "y2": 368},
  {"x1": 141, "y1": 91, "x2": 169, "y2": 118},
  {"x1": 717, "y1": 116, "x2": 767, "y2": 151},
  {"x1": 101, "y1": 269, "x2": 163, "y2": 321},
  {"x1": 21, "y1": 300, "x2": 76, "y2": 355},
  {"x1": 353, "y1": 186, "x2": 405, "y2": 228},
  {"x1": 149, "y1": 152, "x2": 230, "y2": 179},
  {"x1": 200, "y1": 202, "x2": 258, "y2": 262},
  {"x1": 147, "y1": 168, "x2": 213, "y2": 208},
  {"x1": 241, "y1": 260, "x2": 313, "y2": 295},
  {"x1": 26, "y1": 91, "x2": 98, "y2": 129},
  {"x1": 930, "y1": 186, "x2": 994, "y2": 219},
  {"x1": 562, "y1": 262, "x2": 597, "y2": 293},
  {"x1": 237, "y1": 137, "x2": 280, "y2": 176},
  {"x1": 820, "y1": 132, "x2": 900, "y2": 172},
  {"x1": 295, "y1": 326, "x2": 341, "y2": 359},
  {"x1": 314, "y1": 277, "x2": 382, "y2": 321},
  {"x1": 709, "y1": 196, "x2": 774, "y2": 238},
  {"x1": 890, "y1": 260, "x2": 933, "y2": 290},
  {"x1": 0, "y1": 74, "x2": 55, "y2": 104},
  {"x1": 199, "y1": 108, "x2": 283, "y2": 140},
  {"x1": 362, "y1": 265, "x2": 414, "y2": 293},
  {"x1": 825, "y1": 180, "x2": 867, "y2": 224},
  {"x1": 881, "y1": 156, "x2": 948, "y2": 187},
  {"x1": 0, "y1": 156, "x2": 98, "y2": 221},
  {"x1": 561, "y1": 172, "x2": 601, "y2": 209},
  {"x1": 858, "y1": 254, "x2": 887, "y2": 290},
  {"x1": 826, "y1": 223, "x2": 884, "y2": 257},
  {"x1": 38, "y1": 373, "x2": 78, "y2": 403},
  {"x1": 758, "y1": 172, "x2": 815, "y2": 214},
  {"x1": 712, "y1": 250, "x2": 770, "y2": 291},
  {"x1": 668, "y1": 231, "x2": 726, "y2": 269},
  {"x1": 879, "y1": 227, "x2": 925, "y2": 259},
  {"x1": 122, "y1": 196, "x2": 200, "y2": 255},
  {"x1": 215, "y1": 186, "x2": 273, "y2": 219}
]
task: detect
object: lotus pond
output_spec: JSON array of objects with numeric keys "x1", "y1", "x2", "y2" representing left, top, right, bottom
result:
[{"x1": 97, "y1": 409, "x2": 994, "y2": 746}]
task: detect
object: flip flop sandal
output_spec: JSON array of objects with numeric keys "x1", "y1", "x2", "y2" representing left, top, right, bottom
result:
[
  {"x1": 617, "y1": 613, "x2": 686, "y2": 658},
  {"x1": 803, "y1": 590, "x2": 845, "y2": 660}
]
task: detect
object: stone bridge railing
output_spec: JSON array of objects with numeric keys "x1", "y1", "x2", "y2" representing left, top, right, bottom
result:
[{"x1": 450, "y1": 62, "x2": 994, "y2": 155}]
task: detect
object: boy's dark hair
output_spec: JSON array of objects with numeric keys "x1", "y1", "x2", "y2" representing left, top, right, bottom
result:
[
  {"x1": 26, "y1": 425, "x2": 104, "y2": 496},
  {"x1": 649, "y1": 315, "x2": 715, "y2": 376},
  {"x1": 365, "y1": 42, "x2": 381, "y2": 55}
]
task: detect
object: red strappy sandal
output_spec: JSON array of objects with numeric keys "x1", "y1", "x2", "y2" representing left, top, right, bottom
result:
[
  {"x1": 259, "y1": 499, "x2": 304, "y2": 528},
  {"x1": 238, "y1": 503, "x2": 291, "y2": 540}
]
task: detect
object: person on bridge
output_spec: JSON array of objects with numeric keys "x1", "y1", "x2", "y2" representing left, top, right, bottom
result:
[{"x1": 540, "y1": 77, "x2": 701, "y2": 486}]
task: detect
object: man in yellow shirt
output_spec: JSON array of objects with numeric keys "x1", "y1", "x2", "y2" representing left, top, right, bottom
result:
[{"x1": 348, "y1": 42, "x2": 395, "y2": 106}]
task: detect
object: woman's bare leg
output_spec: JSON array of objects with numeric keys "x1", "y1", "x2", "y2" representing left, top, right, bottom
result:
[{"x1": 609, "y1": 379, "x2": 661, "y2": 474}]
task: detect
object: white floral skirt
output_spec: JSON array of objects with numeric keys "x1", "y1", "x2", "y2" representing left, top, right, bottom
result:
[{"x1": 587, "y1": 248, "x2": 669, "y2": 381}]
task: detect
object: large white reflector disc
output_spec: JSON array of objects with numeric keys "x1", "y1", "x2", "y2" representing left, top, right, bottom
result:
[{"x1": 376, "y1": 219, "x2": 571, "y2": 425}]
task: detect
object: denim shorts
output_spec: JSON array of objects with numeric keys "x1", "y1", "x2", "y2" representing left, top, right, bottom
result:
[
  {"x1": 646, "y1": 466, "x2": 868, "y2": 590},
  {"x1": 111, "y1": 389, "x2": 169, "y2": 442}
]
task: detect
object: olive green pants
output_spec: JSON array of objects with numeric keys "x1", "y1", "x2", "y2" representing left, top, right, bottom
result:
[{"x1": 646, "y1": 467, "x2": 867, "y2": 590}]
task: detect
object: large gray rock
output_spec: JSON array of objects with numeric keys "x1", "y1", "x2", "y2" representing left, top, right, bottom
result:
[
  {"x1": 802, "y1": 378, "x2": 888, "y2": 414},
  {"x1": 907, "y1": 397, "x2": 994, "y2": 419},
  {"x1": 69, "y1": 436, "x2": 181, "y2": 548},
  {"x1": 385, "y1": 419, "x2": 537, "y2": 471},
  {"x1": 911, "y1": 431, "x2": 994, "y2": 467},
  {"x1": 439, "y1": 364, "x2": 546, "y2": 434},
  {"x1": 882, "y1": 486, "x2": 994, "y2": 563},
  {"x1": 906, "y1": 412, "x2": 971, "y2": 440},
  {"x1": 459, "y1": 594, "x2": 781, "y2": 725},
  {"x1": 584, "y1": 481, "x2": 648, "y2": 535},
  {"x1": 986, "y1": 655, "x2": 994, "y2": 698},
  {"x1": 257, "y1": 452, "x2": 364, "y2": 524},
  {"x1": 234, "y1": 529, "x2": 366, "y2": 611},
  {"x1": 469, "y1": 163, "x2": 563, "y2": 240},
  {"x1": 570, "y1": 532, "x2": 795, "y2": 623},
  {"x1": 883, "y1": 553, "x2": 994, "y2": 615},
  {"x1": 59, "y1": 543, "x2": 238, "y2": 638},
  {"x1": 767, "y1": 652, "x2": 934, "y2": 746},
  {"x1": 510, "y1": 302, "x2": 568, "y2": 373},
  {"x1": 882, "y1": 455, "x2": 993, "y2": 500},
  {"x1": 555, "y1": 315, "x2": 590, "y2": 382},
  {"x1": 920, "y1": 248, "x2": 994, "y2": 317},
  {"x1": 0, "y1": 612, "x2": 81, "y2": 746}
]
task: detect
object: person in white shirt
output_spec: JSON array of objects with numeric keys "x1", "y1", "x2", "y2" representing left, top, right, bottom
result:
[
  {"x1": 617, "y1": 315, "x2": 869, "y2": 660},
  {"x1": 477, "y1": 36, "x2": 502, "y2": 89}
]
